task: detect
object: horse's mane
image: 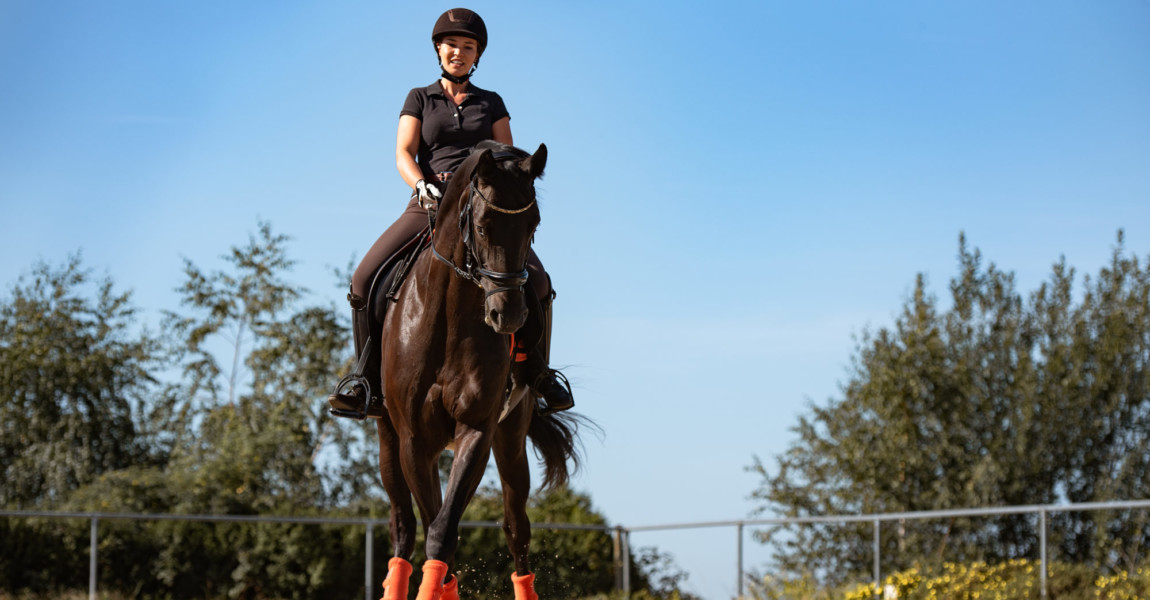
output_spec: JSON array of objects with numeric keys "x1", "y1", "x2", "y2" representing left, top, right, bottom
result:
[
  {"x1": 471, "y1": 141, "x2": 543, "y2": 182},
  {"x1": 439, "y1": 140, "x2": 540, "y2": 219},
  {"x1": 444, "y1": 142, "x2": 530, "y2": 198},
  {"x1": 473, "y1": 139, "x2": 530, "y2": 160}
]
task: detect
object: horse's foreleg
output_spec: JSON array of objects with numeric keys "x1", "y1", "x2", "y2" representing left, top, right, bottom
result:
[
  {"x1": 425, "y1": 424, "x2": 493, "y2": 563},
  {"x1": 399, "y1": 440, "x2": 443, "y2": 548},
  {"x1": 377, "y1": 418, "x2": 418, "y2": 558},
  {"x1": 377, "y1": 418, "x2": 416, "y2": 600},
  {"x1": 412, "y1": 424, "x2": 491, "y2": 600},
  {"x1": 397, "y1": 435, "x2": 453, "y2": 600},
  {"x1": 493, "y1": 404, "x2": 534, "y2": 577}
]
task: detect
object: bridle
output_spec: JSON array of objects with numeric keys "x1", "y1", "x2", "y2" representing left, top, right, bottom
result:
[{"x1": 430, "y1": 154, "x2": 537, "y2": 299}]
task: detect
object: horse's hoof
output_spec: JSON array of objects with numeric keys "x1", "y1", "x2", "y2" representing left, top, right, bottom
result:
[
  {"x1": 381, "y1": 557, "x2": 412, "y2": 600},
  {"x1": 511, "y1": 571, "x2": 539, "y2": 600},
  {"x1": 442, "y1": 576, "x2": 459, "y2": 600},
  {"x1": 415, "y1": 560, "x2": 451, "y2": 600}
]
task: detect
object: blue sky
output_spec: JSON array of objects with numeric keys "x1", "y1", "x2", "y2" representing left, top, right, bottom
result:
[{"x1": 2, "y1": 1, "x2": 1149, "y2": 598}]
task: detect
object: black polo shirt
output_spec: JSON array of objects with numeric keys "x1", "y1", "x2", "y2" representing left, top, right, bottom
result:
[{"x1": 400, "y1": 81, "x2": 510, "y2": 181}]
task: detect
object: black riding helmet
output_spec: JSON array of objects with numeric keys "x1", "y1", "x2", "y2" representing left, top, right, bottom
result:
[{"x1": 432, "y1": 8, "x2": 487, "y2": 82}]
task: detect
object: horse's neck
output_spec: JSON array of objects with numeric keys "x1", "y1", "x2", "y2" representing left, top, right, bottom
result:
[
  {"x1": 427, "y1": 169, "x2": 492, "y2": 321},
  {"x1": 425, "y1": 213, "x2": 484, "y2": 313},
  {"x1": 430, "y1": 179, "x2": 475, "y2": 271}
]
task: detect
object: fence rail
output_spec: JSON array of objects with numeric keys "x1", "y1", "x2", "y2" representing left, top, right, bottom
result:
[{"x1": 5, "y1": 499, "x2": 1150, "y2": 600}]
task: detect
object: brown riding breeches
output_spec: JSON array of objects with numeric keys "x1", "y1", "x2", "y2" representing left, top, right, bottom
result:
[{"x1": 352, "y1": 196, "x2": 551, "y2": 301}]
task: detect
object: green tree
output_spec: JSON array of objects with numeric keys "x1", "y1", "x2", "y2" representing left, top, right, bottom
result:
[
  {"x1": 1044, "y1": 232, "x2": 1150, "y2": 572},
  {"x1": 41, "y1": 222, "x2": 385, "y2": 598},
  {"x1": 0, "y1": 255, "x2": 161, "y2": 508},
  {"x1": 749, "y1": 233, "x2": 1150, "y2": 589},
  {"x1": 154, "y1": 220, "x2": 380, "y2": 513},
  {"x1": 136, "y1": 221, "x2": 385, "y2": 598}
]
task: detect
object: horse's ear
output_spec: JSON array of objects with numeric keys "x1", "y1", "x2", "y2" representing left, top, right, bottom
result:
[
  {"x1": 520, "y1": 143, "x2": 546, "y2": 179},
  {"x1": 474, "y1": 148, "x2": 496, "y2": 178}
]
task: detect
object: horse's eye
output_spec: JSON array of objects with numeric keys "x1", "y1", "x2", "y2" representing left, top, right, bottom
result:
[{"x1": 476, "y1": 225, "x2": 486, "y2": 237}]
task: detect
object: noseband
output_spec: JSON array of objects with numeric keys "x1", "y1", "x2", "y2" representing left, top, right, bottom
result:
[{"x1": 430, "y1": 155, "x2": 537, "y2": 298}]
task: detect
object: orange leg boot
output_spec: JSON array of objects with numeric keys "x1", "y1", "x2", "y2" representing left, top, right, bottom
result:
[
  {"x1": 511, "y1": 571, "x2": 539, "y2": 600},
  {"x1": 415, "y1": 560, "x2": 450, "y2": 600},
  {"x1": 380, "y1": 557, "x2": 413, "y2": 600},
  {"x1": 442, "y1": 575, "x2": 459, "y2": 600}
]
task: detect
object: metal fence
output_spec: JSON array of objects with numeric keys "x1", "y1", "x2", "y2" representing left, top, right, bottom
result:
[
  {"x1": 1, "y1": 509, "x2": 618, "y2": 600},
  {"x1": 623, "y1": 499, "x2": 1150, "y2": 599},
  {"x1": 4, "y1": 499, "x2": 1150, "y2": 600}
]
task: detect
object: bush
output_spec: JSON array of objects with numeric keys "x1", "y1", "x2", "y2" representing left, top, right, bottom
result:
[{"x1": 837, "y1": 559, "x2": 1150, "y2": 600}]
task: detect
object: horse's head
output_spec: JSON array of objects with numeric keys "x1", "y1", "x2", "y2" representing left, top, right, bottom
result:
[{"x1": 460, "y1": 141, "x2": 546, "y2": 334}]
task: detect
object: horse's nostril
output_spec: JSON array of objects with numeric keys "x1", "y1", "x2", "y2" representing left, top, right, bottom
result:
[{"x1": 489, "y1": 308, "x2": 500, "y2": 325}]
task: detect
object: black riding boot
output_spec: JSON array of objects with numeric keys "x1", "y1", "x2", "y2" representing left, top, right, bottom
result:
[
  {"x1": 327, "y1": 290, "x2": 385, "y2": 420},
  {"x1": 513, "y1": 289, "x2": 574, "y2": 416}
]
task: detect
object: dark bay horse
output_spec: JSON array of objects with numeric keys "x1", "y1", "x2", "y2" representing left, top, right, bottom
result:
[{"x1": 376, "y1": 141, "x2": 582, "y2": 600}]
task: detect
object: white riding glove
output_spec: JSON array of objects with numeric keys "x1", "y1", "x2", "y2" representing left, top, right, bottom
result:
[{"x1": 415, "y1": 179, "x2": 442, "y2": 210}]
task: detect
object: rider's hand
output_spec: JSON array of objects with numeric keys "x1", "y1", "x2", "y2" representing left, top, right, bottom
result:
[{"x1": 416, "y1": 179, "x2": 442, "y2": 211}]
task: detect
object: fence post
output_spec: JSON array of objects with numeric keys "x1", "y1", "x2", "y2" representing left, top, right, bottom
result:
[
  {"x1": 365, "y1": 521, "x2": 374, "y2": 600},
  {"x1": 89, "y1": 516, "x2": 98, "y2": 600},
  {"x1": 1039, "y1": 509, "x2": 1047, "y2": 600},
  {"x1": 736, "y1": 522, "x2": 744, "y2": 598},
  {"x1": 622, "y1": 528, "x2": 632, "y2": 595},
  {"x1": 873, "y1": 519, "x2": 881, "y2": 597},
  {"x1": 612, "y1": 527, "x2": 622, "y2": 591}
]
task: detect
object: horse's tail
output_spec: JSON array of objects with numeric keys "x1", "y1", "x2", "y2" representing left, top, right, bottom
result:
[{"x1": 527, "y1": 410, "x2": 594, "y2": 489}]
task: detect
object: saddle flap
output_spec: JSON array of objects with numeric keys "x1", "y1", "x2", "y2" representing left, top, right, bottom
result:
[{"x1": 367, "y1": 227, "x2": 432, "y2": 329}]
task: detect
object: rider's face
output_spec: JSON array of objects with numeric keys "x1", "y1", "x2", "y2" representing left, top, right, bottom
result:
[{"x1": 437, "y1": 36, "x2": 479, "y2": 77}]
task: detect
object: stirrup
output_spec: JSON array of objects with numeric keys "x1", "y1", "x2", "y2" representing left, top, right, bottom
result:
[
  {"x1": 328, "y1": 333, "x2": 384, "y2": 420},
  {"x1": 534, "y1": 369, "x2": 574, "y2": 416},
  {"x1": 327, "y1": 374, "x2": 384, "y2": 420}
]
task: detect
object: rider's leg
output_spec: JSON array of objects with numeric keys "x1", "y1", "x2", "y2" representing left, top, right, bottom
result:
[
  {"x1": 327, "y1": 290, "x2": 384, "y2": 417},
  {"x1": 329, "y1": 198, "x2": 427, "y2": 418},
  {"x1": 515, "y1": 249, "x2": 574, "y2": 415},
  {"x1": 351, "y1": 197, "x2": 426, "y2": 297}
]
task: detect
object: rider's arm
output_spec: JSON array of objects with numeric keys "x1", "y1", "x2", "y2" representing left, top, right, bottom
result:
[
  {"x1": 397, "y1": 115, "x2": 424, "y2": 190},
  {"x1": 492, "y1": 116, "x2": 512, "y2": 146}
]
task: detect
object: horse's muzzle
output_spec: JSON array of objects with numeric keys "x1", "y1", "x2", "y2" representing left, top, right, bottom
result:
[{"x1": 484, "y1": 293, "x2": 528, "y2": 334}]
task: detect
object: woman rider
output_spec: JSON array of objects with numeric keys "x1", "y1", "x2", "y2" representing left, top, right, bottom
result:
[{"x1": 328, "y1": 8, "x2": 574, "y2": 418}]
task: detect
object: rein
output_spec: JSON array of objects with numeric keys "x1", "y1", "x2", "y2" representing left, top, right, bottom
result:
[{"x1": 430, "y1": 154, "x2": 536, "y2": 298}]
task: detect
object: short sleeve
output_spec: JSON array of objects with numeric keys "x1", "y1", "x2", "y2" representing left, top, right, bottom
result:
[
  {"x1": 487, "y1": 91, "x2": 509, "y2": 122},
  {"x1": 400, "y1": 87, "x2": 425, "y2": 119}
]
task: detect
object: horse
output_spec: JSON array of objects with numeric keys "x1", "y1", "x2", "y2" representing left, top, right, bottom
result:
[{"x1": 375, "y1": 140, "x2": 582, "y2": 600}]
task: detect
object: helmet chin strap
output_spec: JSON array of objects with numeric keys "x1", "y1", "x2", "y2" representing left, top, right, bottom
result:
[
  {"x1": 438, "y1": 58, "x2": 479, "y2": 85},
  {"x1": 440, "y1": 69, "x2": 470, "y2": 84}
]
